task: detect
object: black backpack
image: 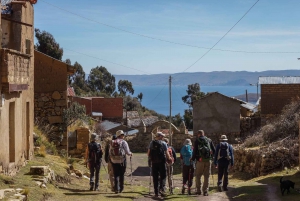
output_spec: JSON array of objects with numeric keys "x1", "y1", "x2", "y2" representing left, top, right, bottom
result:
[
  {"x1": 150, "y1": 140, "x2": 165, "y2": 163},
  {"x1": 218, "y1": 142, "x2": 231, "y2": 160},
  {"x1": 88, "y1": 142, "x2": 102, "y2": 164},
  {"x1": 198, "y1": 137, "x2": 212, "y2": 159}
]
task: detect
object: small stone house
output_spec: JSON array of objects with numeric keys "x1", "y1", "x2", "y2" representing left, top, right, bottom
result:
[
  {"x1": 259, "y1": 76, "x2": 300, "y2": 117},
  {"x1": 193, "y1": 92, "x2": 241, "y2": 143},
  {"x1": 34, "y1": 50, "x2": 74, "y2": 143},
  {"x1": 0, "y1": 1, "x2": 36, "y2": 175}
]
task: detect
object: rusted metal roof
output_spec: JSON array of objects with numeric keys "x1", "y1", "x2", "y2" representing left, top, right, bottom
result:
[
  {"x1": 258, "y1": 76, "x2": 300, "y2": 84},
  {"x1": 67, "y1": 87, "x2": 75, "y2": 97}
]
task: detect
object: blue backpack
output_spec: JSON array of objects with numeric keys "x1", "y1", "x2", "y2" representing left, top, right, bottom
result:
[{"x1": 180, "y1": 145, "x2": 193, "y2": 166}]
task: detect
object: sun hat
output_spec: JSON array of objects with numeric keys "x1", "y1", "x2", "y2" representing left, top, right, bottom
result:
[
  {"x1": 198, "y1": 130, "x2": 204, "y2": 135},
  {"x1": 116, "y1": 130, "x2": 124, "y2": 137},
  {"x1": 156, "y1": 132, "x2": 165, "y2": 137},
  {"x1": 91, "y1": 133, "x2": 97, "y2": 141},
  {"x1": 183, "y1": 139, "x2": 192, "y2": 146},
  {"x1": 220, "y1": 135, "x2": 228, "y2": 141},
  {"x1": 164, "y1": 138, "x2": 169, "y2": 143}
]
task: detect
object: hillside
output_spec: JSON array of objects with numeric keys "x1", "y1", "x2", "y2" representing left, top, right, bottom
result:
[{"x1": 114, "y1": 70, "x2": 300, "y2": 86}]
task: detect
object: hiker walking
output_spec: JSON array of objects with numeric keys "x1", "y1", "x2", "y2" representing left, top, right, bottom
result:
[
  {"x1": 191, "y1": 130, "x2": 215, "y2": 196},
  {"x1": 163, "y1": 138, "x2": 176, "y2": 194},
  {"x1": 214, "y1": 135, "x2": 234, "y2": 192},
  {"x1": 104, "y1": 134, "x2": 117, "y2": 192},
  {"x1": 85, "y1": 133, "x2": 103, "y2": 191},
  {"x1": 148, "y1": 132, "x2": 172, "y2": 197},
  {"x1": 109, "y1": 130, "x2": 132, "y2": 194},
  {"x1": 180, "y1": 139, "x2": 194, "y2": 195}
]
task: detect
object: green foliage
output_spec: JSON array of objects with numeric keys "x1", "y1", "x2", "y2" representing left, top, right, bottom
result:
[
  {"x1": 87, "y1": 66, "x2": 116, "y2": 95},
  {"x1": 118, "y1": 80, "x2": 134, "y2": 96},
  {"x1": 62, "y1": 102, "x2": 88, "y2": 132},
  {"x1": 34, "y1": 125, "x2": 58, "y2": 155},
  {"x1": 182, "y1": 83, "x2": 205, "y2": 108},
  {"x1": 124, "y1": 95, "x2": 141, "y2": 111},
  {"x1": 34, "y1": 28, "x2": 63, "y2": 60},
  {"x1": 70, "y1": 62, "x2": 90, "y2": 96},
  {"x1": 166, "y1": 113, "x2": 182, "y2": 127},
  {"x1": 137, "y1": 92, "x2": 143, "y2": 102},
  {"x1": 183, "y1": 109, "x2": 193, "y2": 129}
]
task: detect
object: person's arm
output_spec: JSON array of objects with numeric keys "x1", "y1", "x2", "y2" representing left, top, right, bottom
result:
[
  {"x1": 123, "y1": 141, "x2": 132, "y2": 156},
  {"x1": 230, "y1": 145, "x2": 234, "y2": 167},
  {"x1": 210, "y1": 140, "x2": 216, "y2": 155},
  {"x1": 214, "y1": 144, "x2": 219, "y2": 166},
  {"x1": 172, "y1": 147, "x2": 177, "y2": 163},
  {"x1": 191, "y1": 139, "x2": 198, "y2": 161},
  {"x1": 85, "y1": 146, "x2": 89, "y2": 165},
  {"x1": 162, "y1": 142, "x2": 171, "y2": 160},
  {"x1": 104, "y1": 143, "x2": 109, "y2": 163}
]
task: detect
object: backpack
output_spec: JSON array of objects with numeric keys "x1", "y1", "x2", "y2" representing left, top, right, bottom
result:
[
  {"x1": 217, "y1": 142, "x2": 231, "y2": 160},
  {"x1": 149, "y1": 140, "x2": 165, "y2": 163},
  {"x1": 180, "y1": 145, "x2": 193, "y2": 166},
  {"x1": 198, "y1": 137, "x2": 212, "y2": 160},
  {"x1": 166, "y1": 146, "x2": 174, "y2": 166},
  {"x1": 88, "y1": 142, "x2": 102, "y2": 164},
  {"x1": 109, "y1": 139, "x2": 126, "y2": 163}
]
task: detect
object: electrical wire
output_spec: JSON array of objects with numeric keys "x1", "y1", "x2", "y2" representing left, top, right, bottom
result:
[{"x1": 39, "y1": 0, "x2": 300, "y2": 54}]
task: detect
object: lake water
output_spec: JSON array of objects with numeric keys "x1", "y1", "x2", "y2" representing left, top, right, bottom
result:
[{"x1": 133, "y1": 85, "x2": 258, "y2": 116}]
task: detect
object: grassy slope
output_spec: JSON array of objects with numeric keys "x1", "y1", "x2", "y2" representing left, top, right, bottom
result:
[{"x1": 0, "y1": 154, "x2": 299, "y2": 201}]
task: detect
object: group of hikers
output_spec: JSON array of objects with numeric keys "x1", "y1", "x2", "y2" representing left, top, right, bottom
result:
[{"x1": 84, "y1": 129, "x2": 234, "y2": 198}]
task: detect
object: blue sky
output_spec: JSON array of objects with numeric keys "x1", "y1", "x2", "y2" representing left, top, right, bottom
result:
[{"x1": 35, "y1": 0, "x2": 300, "y2": 75}]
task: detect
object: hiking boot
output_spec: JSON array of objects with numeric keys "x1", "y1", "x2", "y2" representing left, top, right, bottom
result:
[
  {"x1": 154, "y1": 194, "x2": 159, "y2": 198},
  {"x1": 188, "y1": 188, "x2": 191, "y2": 195},
  {"x1": 218, "y1": 186, "x2": 222, "y2": 192},
  {"x1": 170, "y1": 189, "x2": 173, "y2": 194},
  {"x1": 196, "y1": 191, "x2": 201, "y2": 195},
  {"x1": 203, "y1": 191, "x2": 208, "y2": 196},
  {"x1": 94, "y1": 187, "x2": 100, "y2": 191},
  {"x1": 160, "y1": 190, "x2": 167, "y2": 197},
  {"x1": 223, "y1": 187, "x2": 228, "y2": 191},
  {"x1": 89, "y1": 186, "x2": 94, "y2": 191},
  {"x1": 181, "y1": 187, "x2": 185, "y2": 194}
]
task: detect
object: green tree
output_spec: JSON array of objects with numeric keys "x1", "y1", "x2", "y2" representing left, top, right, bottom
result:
[
  {"x1": 87, "y1": 66, "x2": 116, "y2": 95},
  {"x1": 35, "y1": 28, "x2": 63, "y2": 60},
  {"x1": 183, "y1": 109, "x2": 193, "y2": 130},
  {"x1": 118, "y1": 80, "x2": 134, "y2": 96},
  {"x1": 71, "y1": 62, "x2": 90, "y2": 95},
  {"x1": 137, "y1": 92, "x2": 143, "y2": 103},
  {"x1": 182, "y1": 83, "x2": 205, "y2": 108}
]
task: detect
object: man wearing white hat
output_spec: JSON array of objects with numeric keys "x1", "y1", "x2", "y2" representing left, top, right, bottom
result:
[
  {"x1": 148, "y1": 132, "x2": 171, "y2": 197},
  {"x1": 109, "y1": 130, "x2": 132, "y2": 194},
  {"x1": 85, "y1": 133, "x2": 103, "y2": 191},
  {"x1": 214, "y1": 135, "x2": 234, "y2": 192}
]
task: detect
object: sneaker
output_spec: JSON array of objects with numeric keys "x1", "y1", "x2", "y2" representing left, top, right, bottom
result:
[
  {"x1": 203, "y1": 192, "x2": 208, "y2": 196},
  {"x1": 183, "y1": 184, "x2": 188, "y2": 189},
  {"x1": 218, "y1": 186, "x2": 222, "y2": 192}
]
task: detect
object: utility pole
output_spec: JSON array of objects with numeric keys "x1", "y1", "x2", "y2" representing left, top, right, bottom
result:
[
  {"x1": 169, "y1": 76, "x2": 172, "y2": 146},
  {"x1": 246, "y1": 89, "x2": 248, "y2": 102}
]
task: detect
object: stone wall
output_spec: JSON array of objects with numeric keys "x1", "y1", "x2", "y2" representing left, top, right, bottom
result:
[{"x1": 234, "y1": 145, "x2": 299, "y2": 177}]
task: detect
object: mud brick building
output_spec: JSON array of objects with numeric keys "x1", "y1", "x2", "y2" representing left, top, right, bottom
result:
[{"x1": 0, "y1": 1, "x2": 36, "y2": 175}]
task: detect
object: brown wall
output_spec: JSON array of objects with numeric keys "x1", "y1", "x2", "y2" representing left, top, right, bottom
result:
[
  {"x1": 92, "y1": 98, "x2": 123, "y2": 120},
  {"x1": 261, "y1": 84, "x2": 300, "y2": 115},
  {"x1": 0, "y1": 2, "x2": 34, "y2": 175},
  {"x1": 73, "y1": 97, "x2": 92, "y2": 115}
]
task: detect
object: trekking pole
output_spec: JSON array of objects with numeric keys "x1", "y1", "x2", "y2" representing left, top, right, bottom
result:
[
  {"x1": 130, "y1": 156, "x2": 133, "y2": 188},
  {"x1": 211, "y1": 165, "x2": 214, "y2": 189}
]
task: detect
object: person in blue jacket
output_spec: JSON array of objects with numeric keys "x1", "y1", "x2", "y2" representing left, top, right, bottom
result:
[
  {"x1": 214, "y1": 135, "x2": 234, "y2": 192},
  {"x1": 180, "y1": 139, "x2": 194, "y2": 195}
]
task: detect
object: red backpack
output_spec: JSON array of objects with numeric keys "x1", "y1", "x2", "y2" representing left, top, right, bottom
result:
[{"x1": 166, "y1": 147, "x2": 174, "y2": 166}]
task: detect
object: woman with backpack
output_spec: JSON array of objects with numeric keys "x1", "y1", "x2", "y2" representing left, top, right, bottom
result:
[{"x1": 180, "y1": 139, "x2": 194, "y2": 195}]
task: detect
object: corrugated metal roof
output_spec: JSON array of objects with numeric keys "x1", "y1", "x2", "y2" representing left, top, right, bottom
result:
[
  {"x1": 92, "y1": 112, "x2": 102, "y2": 117},
  {"x1": 241, "y1": 102, "x2": 256, "y2": 111},
  {"x1": 258, "y1": 76, "x2": 300, "y2": 84},
  {"x1": 67, "y1": 87, "x2": 75, "y2": 97},
  {"x1": 100, "y1": 120, "x2": 121, "y2": 131}
]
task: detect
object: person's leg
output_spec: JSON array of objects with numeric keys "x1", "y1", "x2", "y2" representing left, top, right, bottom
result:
[
  {"x1": 202, "y1": 161, "x2": 212, "y2": 195},
  {"x1": 189, "y1": 165, "x2": 195, "y2": 188},
  {"x1": 152, "y1": 164, "x2": 159, "y2": 195},
  {"x1": 217, "y1": 162, "x2": 225, "y2": 191},
  {"x1": 119, "y1": 162, "x2": 127, "y2": 192},
  {"x1": 94, "y1": 164, "x2": 101, "y2": 190},
  {"x1": 89, "y1": 163, "x2": 95, "y2": 190},
  {"x1": 223, "y1": 163, "x2": 229, "y2": 191},
  {"x1": 170, "y1": 165, "x2": 174, "y2": 193},
  {"x1": 108, "y1": 162, "x2": 114, "y2": 191},
  {"x1": 182, "y1": 165, "x2": 188, "y2": 185},
  {"x1": 195, "y1": 161, "x2": 204, "y2": 194},
  {"x1": 112, "y1": 163, "x2": 120, "y2": 192},
  {"x1": 159, "y1": 163, "x2": 167, "y2": 196}
]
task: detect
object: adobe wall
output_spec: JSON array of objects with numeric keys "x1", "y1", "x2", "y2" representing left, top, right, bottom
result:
[
  {"x1": 73, "y1": 97, "x2": 92, "y2": 115},
  {"x1": 261, "y1": 84, "x2": 300, "y2": 115},
  {"x1": 92, "y1": 98, "x2": 123, "y2": 122},
  {"x1": 0, "y1": 2, "x2": 34, "y2": 175}
]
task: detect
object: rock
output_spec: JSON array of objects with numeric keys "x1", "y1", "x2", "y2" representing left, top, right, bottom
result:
[
  {"x1": 36, "y1": 181, "x2": 42, "y2": 186},
  {"x1": 52, "y1": 91, "x2": 61, "y2": 100},
  {"x1": 0, "y1": 190, "x2": 4, "y2": 199},
  {"x1": 73, "y1": 169, "x2": 83, "y2": 177},
  {"x1": 41, "y1": 184, "x2": 47, "y2": 188},
  {"x1": 83, "y1": 172, "x2": 90, "y2": 177},
  {"x1": 83, "y1": 175, "x2": 89, "y2": 180},
  {"x1": 30, "y1": 166, "x2": 50, "y2": 176}
]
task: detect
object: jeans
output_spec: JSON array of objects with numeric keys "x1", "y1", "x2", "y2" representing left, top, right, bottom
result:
[
  {"x1": 217, "y1": 160, "x2": 229, "y2": 188},
  {"x1": 89, "y1": 162, "x2": 101, "y2": 189},
  {"x1": 152, "y1": 162, "x2": 167, "y2": 195},
  {"x1": 112, "y1": 162, "x2": 126, "y2": 192}
]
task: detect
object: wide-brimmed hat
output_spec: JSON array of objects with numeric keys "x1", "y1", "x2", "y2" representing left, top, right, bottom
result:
[
  {"x1": 220, "y1": 135, "x2": 228, "y2": 141},
  {"x1": 183, "y1": 139, "x2": 192, "y2": 146},
  {"x1": 116, "y1": 130, "x2": 124, "y2": 137},
  {"x1": 197, "y1": 130, "x2": 204, "y2": 135},
  {"x1": 164, "y1": 138, "x2": 169, "y2": 143},
  {"x1": 156, "y1": 132, "x2": 165, "y2": 137},
  {"x1": 91, "y1": 133, "x2": 97, "y2": 141}
]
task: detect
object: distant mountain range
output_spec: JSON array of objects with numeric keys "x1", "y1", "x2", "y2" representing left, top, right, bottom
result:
[{"x1": 114, "y1": 70, "x2": 300, "y2": 86}]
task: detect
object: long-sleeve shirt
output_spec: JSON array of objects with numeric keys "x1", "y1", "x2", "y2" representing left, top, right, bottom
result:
[
  {"x1": 214, "y1": 142, "x2": 234, "y2": 166},
  {"x1": 191, "y1": 136, "x2": 215, "y2": 161}
]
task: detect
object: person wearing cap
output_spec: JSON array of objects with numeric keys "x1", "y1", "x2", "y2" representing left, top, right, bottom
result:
[
  {"x1": 180, "y1": 139, "x2": 194, "y2": 195},
  {"x1": 191, "y1": 130, "x2": 215, "y2": 196},
  {"x1": 163, "y1": 138, "x2": 176, "y2": 194},
  {"x1": 110, "y1": 130, "x2": 132, "y2": 194},
  {"x1": 105, "y1": 134, "x2": 117, "y2": 192},
  {"x1": 214, "y1": 135, "x2": 234, "y2": 192},
  {"x1": 147, "y1": 132, "x2": 172, "y2": 197},
  {"x1": 85, "y1": 133, "x2": 103, "y2": 191}
]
